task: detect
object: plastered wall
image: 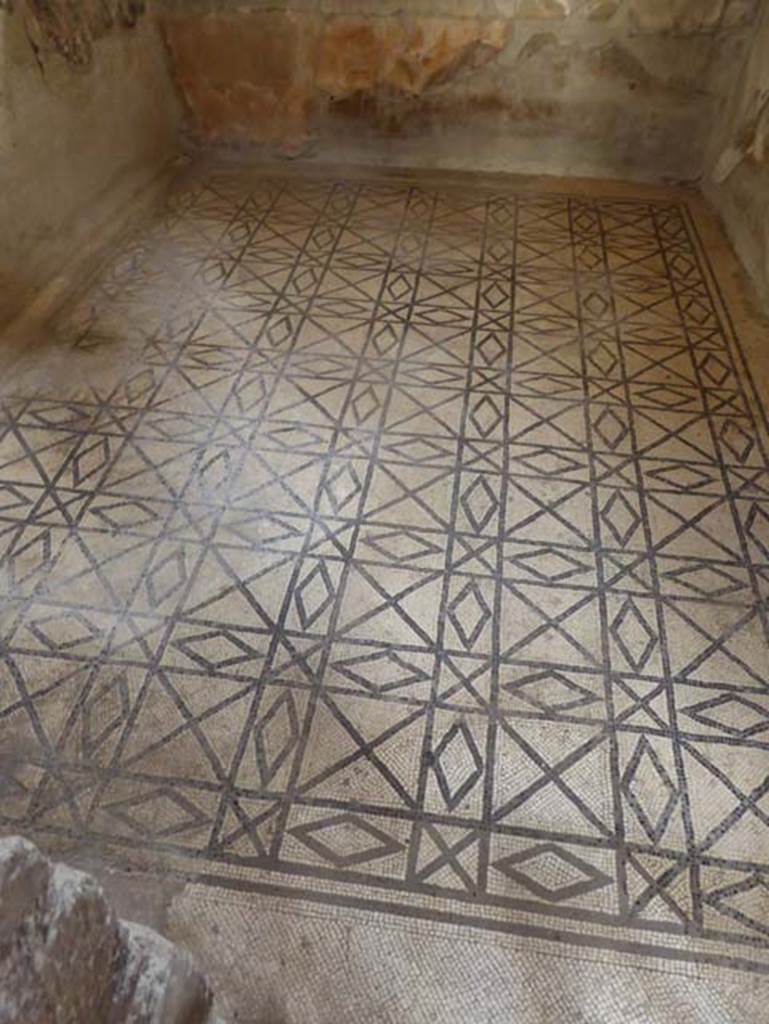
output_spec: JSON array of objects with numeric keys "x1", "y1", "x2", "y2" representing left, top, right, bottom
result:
[
  {"x1": 704, "y1": 0, "x2": 769, "y2": 313},
  {"x1": 160, "y1": 0, "x2": 760, "y2": 182},
  {"x1": 0, "y1": 1, "x2": 180, "y2": 325}
]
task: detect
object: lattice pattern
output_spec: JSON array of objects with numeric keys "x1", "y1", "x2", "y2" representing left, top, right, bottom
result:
[{"x1": 1, "y1": 168, "x2": 768, "y2": 971}]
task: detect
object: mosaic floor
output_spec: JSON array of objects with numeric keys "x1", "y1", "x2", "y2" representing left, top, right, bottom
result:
[{"x1": 1, "y1": 165, "x2": 769, "y2": 979}]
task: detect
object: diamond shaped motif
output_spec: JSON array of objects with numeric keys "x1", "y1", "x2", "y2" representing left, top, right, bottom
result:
[
  {"x1": 148, "y1": 414, "x2": 203, "y2": 440},
  {"x1": 669, "y1": 253, "x2": 696, "y2": 278},
  {"x1": 476, "y1": 332, "x2": 506, "y2": 366},
  {"x1": 197, "y1": 448, "x2": 232, "y2": 493},
  {"x1": 26, "y1": 403, "x2": 87, "y2": 429},
  {"x1": 610, "y1": 598, "x2": 657, "y2": 671},
  {"x1": 662, "y1": 563, "x2": 745, "y2": 597},
  {"x1": 91, "y1": 500, "x2": 157, "y2": 530},
  {"x1": 582, "y1": 292, "x2": 611, "y2": 318},
  {"x1": 232, "y1": 374, "x2": 269, "y2": 415},
  {"x1": 387, "y1": 273, "x2": 412, "y2": 302},
  {"x1": 593, "y1": 408, "x2": 628, "y2": 451},
  {"x1": 512, "y1": 548, "x2": 591, "y2": 582},
  {"x1": 332, "y1": 649, "x2": 431, "y2": 694},
  {"x1": 27, "y1": 611, "x2": 102, "y2": 652},
  {"x1": 174, "y1": 629, "x2": 261, "y2": 671},
  {"x1": 577, "y1": 245, "x2": 604, "y2": 271},
  {"x1": 572, "y1": 209, "x2": 597, "y2": 233},
  {"x1": 494, "y1": 843, "x2": 611, "y2": 902},
  {"x1": 516, "y1": 450, "x2": 582, "y2": 477},
  {"x1": 351, "y1": 385, "x2": 381, "y2": 426},
  {"x1": 384, "y1": 437, "x2": 450, "y2": 463},
  {"x1": 683, "y1": 694, "x2": 769, "y2": 738},
  {"x1": 290, "y1": 813, "x2": 403, "y2": 867},
  {"x1": 324, "y1": 462, "x2": 363, "y2": 513},
  {"x1": 447, "y1": 580, "x2": 492, "y2": 650},
  {"x1": 482, "y1": 281, "x2": 509, "y2": 309},
  {"x1": 700, "y1": 353, "x2": 731, "y2": 386},
  {"x1": 647, "y1": 464, "x2": 713, "y2": 491},
  {"x1": 310, "y1": 226, "x2": 336, "y2": 250},
  {"x1": 361, "y1": 529, "x2": 441, "y2": 563},
  {"x1": 516, "y1": 377, "x2": 576, "y2": 398},
  {"x1": 637, "y1": 386, "x2": 693, "y2": 409},
  {"x1": 489, "y1": 200, "x2": 515, "y2": 226},
  {"x1": 404, "y1": 365, "x2": 462, "y2": 387},
  {"x1": 295, "y1": 561, "x2": 335, "y2": 629},
  {"x1": 587, "y1": 342, "x2": 618, "y2": 376},
  {"x1": 432, "y1": 720, "x2": 484, "y2": 810},
  {"x1": 601, "y1": 491, "x2": 641, "y2": 547},
  {"x1": 253, "y1": 691, "x2": 300, "y2": 785},
  {"x1": 621, "y1": 736, "x2": 677, "y2": 843},
  {"x1": 146, "y1": 547, "x2": 188, "y2": 608},
  {"x1": 71, "y1": 437, "x2": 111, "y2": 486},
  {"x1": 460, "y1": 475, "x2": 499, "y2": 534},
  {"x1": 5, "y1": 529, "x2": 52, "y2": 585},
  {"x1": 266, "y1": 315, "x2": 294, "y2": 348},
  {"x1": 746, "y1": 503, "x2": 769, "y2": 559},
  {"x1": 371, "y1": 323, "x2": 400, "y2": 356},
  {"x1": 469, "y1": 396, "x2": 503, "y2": 438},
  {"x1": 487, "y1": 239, "x2": 512, "y2": 261},
  {"x1": 502, "y1": 670, "x2": 601, "y2": 713},
  {"x1": 681, "y1": 296, "x2": 713, "y2": 325},
  {"x1": 292, "y1": 265, "x2": 320, "y2": 294},
  {"x1": 105, "y1": 787, "x2": 208, "y2": 838},
  {"x1": 82, "y1": 671, "x2": 131, "y2": 759},
  {"x1": 719, "y1": 420, "x2": 754, "y2": 464}
]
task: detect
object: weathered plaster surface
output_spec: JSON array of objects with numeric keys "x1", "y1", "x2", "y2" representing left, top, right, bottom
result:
[
  {"x1": 704, "y1": 0, "x2": 769, "y2": 314},
  {"x1": 159, "y1": 0, "x2": 760, "y2": 181},
  {"x1": 0, "y1": 1, "x2": 180, "y2": 326},
  {"x1": 20, "y1": 0, "x2": 148, "y2": 69}
]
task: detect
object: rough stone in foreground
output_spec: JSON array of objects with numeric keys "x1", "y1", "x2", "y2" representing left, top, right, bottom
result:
[{"x1": 0, "y1": 836, "x2": 218, "y2": 1024}]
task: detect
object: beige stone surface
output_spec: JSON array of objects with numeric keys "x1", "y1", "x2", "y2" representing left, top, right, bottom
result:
[{"x1": 169, "y1": 883, "x2": 769, "y2": 1024}]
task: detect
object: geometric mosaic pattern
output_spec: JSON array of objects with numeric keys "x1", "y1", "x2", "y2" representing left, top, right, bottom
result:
[{"x1": 1, "y1": 167, "x2": 768, "y2": 972}]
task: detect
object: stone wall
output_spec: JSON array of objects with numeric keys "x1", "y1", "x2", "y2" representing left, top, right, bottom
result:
[
  {"x1": 0, "y1": 1, "x2": 180, "y2": 325},
  {"x1": 159, "y1": 0, "x2": 759, "y2": 181},
  {"x1": 704, "y1": 0, "x2": 769, "y2": 313}
]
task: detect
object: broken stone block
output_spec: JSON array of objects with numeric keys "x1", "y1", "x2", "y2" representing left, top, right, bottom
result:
[
  {"x1": 0, "y1": 836, "x2": 218, "y2": 1024},
  {"x1": 0, "y1": 835, "x2": 49, "y2": 940},
  {"x1": 120, "y1": 923, "x2": 214, "y2": 1024},
  {"x1": 0, "y1": 839, "x2": 123, "y2": 1023}
]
